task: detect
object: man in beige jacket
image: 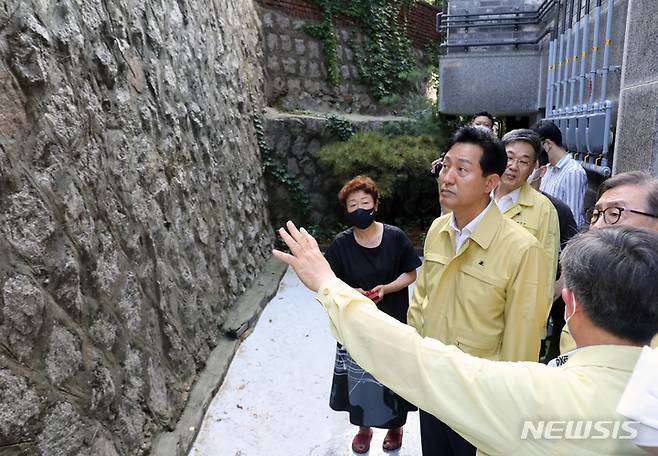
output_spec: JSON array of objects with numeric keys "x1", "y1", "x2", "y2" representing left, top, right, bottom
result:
[
  {"x1": 273, "y1": 222, "x2": 658, "y2": 456},
  {"x1": 408, "y1": 126, "x2": 549, "y2": 455}
]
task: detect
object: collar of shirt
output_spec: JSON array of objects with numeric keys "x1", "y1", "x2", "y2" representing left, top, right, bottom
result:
[
  {"x1": 552, "y1": 152, "x2": 572, "y2": 170},
  {"x1": 449, "y1": 199, "x2": 494, "y2": 253},
  {"x1": 492, "y1": 186, "x2": 522, "y2": 213},
  {"x1": 562, "y1": 344, "x2": 642, "y2": 372}
]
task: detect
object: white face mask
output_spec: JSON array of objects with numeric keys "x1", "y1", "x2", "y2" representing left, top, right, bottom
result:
[
  {"x1": 527, "y1": 167, "x2": 542, "y2": 184},
  {"x1": 564, "y1": 290, "x2": 577, "y2": 329}
]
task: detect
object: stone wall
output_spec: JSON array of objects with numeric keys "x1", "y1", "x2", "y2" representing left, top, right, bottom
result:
[
  {"x1": 0, "y1": 0, "x2": 273, "y2": 455},
  {"x1": 256, "y1": 0, "x2": 440, "y2": 114},
  {"x1": 263, "y1": 108, "x2": 408, "y2": 227}
]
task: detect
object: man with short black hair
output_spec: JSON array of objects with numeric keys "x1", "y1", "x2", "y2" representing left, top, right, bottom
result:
[
  {"x1": 532, "y1": 120, "x2": 587, "y2": 228},
  {"x1": 407, "y1": 126, "x2": 550, "y2": 456},
  {"x1": 471, "y1": 111, "x2": 494, "y2": 131},
  {"x1": 274, "y1": 223, "x2": 658, "y2": 456}
]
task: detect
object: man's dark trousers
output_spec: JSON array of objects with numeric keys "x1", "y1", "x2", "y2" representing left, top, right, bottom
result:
[{"x1": 420, "y1": 409, "x2": 477, "y2": 456}]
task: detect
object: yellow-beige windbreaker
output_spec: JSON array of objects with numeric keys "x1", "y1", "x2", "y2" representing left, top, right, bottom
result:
[
  {"x1": 408, "y1": 203, "x2": 550, "y2": 362},
  {"x1": 502, "y1": 182, "x2": 560, "y2": 315}
]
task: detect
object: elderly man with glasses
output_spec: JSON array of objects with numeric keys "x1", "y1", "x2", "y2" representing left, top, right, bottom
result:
[
  {"x1": 493, "y1": 129, "x2": 560, "y2": 319},
  {"x1": 586, "y1": 171, "x2": 658, "y2": 230},
  {"x1": 559, "y1": 171, "x2": 658, "y2": 358}
]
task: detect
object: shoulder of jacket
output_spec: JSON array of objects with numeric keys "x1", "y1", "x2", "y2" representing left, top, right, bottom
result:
[
  {"x1": 535, "y1": 191, "x2": 559, "y2": 216},
  {"x1": 427, "y1": 214, "x2": 451, "y2": 234},
  {"x1": 499, "y1": 216, "x2": 542, "y2": 248}
]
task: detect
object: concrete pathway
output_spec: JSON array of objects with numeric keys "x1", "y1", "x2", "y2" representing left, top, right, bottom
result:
[{"x1": 189, "y1": 268, "x2": 422, "y2": 456}]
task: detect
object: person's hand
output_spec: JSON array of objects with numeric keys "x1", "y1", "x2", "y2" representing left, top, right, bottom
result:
[
  {"x1": 355, "y1": 288, "x2": 367, "y2": 295},
  {"x1": 370, "y1": 284, "x2": 385, "y2": 303},
  {"x1": 272, "y1": 221, "x2": 336, "y2": 292}
]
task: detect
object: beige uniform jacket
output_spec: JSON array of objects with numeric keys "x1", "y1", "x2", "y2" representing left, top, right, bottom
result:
[
  {"x1": 407, "y1": 204, "x2": 550, "y2": 362},
  {"x1": 561, "y1": 326, "x2": 658, "y2": 355},
  {"x1": 502, "y1": 183, "x2": 560, "y2": 311},
  {"x1": 318, "y1": 279, "x2": 646, "y2": 456}
]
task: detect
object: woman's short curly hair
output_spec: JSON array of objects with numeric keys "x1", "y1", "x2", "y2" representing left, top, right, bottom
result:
[{"x1": 337, "y1": 175, "x2": 379, "y2": 209}]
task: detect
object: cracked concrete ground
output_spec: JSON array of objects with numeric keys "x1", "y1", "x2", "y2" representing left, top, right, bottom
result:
[{"x1": 189, "y1": 268, "x2": 421, "y2": 456}]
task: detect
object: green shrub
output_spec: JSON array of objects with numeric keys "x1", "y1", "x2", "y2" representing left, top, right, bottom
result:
[{"x1": 318, "y1": 131, "x2": 441, "y2": 225}]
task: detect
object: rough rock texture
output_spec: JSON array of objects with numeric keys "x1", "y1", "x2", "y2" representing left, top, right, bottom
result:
[{"x1": 0, "y1": 0, "x2": 273, "y2": 454}]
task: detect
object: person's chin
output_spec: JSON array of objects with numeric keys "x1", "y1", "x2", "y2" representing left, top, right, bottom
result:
[
  {"x1": 439, "y1": 194, "x2": 457, "y2": 208},
  {"x1": 501, "y1": 176, "x2": 518, "y2": 188}
]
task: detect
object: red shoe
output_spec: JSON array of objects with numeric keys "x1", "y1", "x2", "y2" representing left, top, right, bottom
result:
[
  {"x1": 352, "y1": 429, "x2": 373, "y2": 454},
  {"x1": 383, "y1": 429, "x2": 403, "y2": 452}
]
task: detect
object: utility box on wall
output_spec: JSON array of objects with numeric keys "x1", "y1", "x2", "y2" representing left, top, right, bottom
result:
[{"x1": 438, "y1": 51, "x2": 541, "y2": 115}]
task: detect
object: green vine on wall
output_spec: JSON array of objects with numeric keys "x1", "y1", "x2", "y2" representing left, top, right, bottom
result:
[
  {"x1": 303, "y1": 8, "x2": 340, "y2": 87},
  {"x1": 304, "y1": 0, "x2": 417, "y2": 100},
  {"x1": 326, "y1": 114, "x2": 355, "y2": 141},
  {"x1": 253, "y1": 113, "x2": 311, "y2": 218}
]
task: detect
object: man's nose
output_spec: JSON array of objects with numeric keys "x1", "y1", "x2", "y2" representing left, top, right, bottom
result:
[
  {"x1": 590, "y1": 216, "x2": 606, "y2": 230},
  {"x1": 440, "y1": 168, "x2": 456, "y2": 185}
]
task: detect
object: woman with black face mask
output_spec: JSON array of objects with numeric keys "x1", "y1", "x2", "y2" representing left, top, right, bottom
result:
[{"x1": 324, "y1": 175, "x2": 421, "y2": 453}]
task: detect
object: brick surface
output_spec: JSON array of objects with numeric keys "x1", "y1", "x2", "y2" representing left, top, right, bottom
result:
[{"x1": 255, "y1": 0, "x2": 441, "y2": 48}]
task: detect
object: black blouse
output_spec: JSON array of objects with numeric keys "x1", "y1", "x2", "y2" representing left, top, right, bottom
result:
[{"x1": 324, "y1": 224, "x2": 421, "y2": 323}]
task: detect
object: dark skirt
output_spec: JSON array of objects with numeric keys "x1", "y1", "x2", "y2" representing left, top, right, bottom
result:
[{"x1": 329, "y1": 343, "x2": 417, "y2": 428}]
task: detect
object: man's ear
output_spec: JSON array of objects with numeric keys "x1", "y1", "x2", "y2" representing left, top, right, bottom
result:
[
  {"x1": 562, "y1": 287, "x2": 577, "y2": 315},
  {"x1": 484, "y1": 173, "x2": 500, "y2": 194}
]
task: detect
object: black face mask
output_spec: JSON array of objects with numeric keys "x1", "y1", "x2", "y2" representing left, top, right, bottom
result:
[{"x1": 346, "y1": 208, "x2": 377, "y2": 229}]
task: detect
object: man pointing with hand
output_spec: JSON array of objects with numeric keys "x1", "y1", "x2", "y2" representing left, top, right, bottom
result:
[{"x1": 273, "y1": 221, "x2": 658, "y2": 456}]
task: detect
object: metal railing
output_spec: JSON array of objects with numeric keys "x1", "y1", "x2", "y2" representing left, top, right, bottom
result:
[
  {"x1": 437, "y1": 0, "x2": 621, "y2": 176},
  {"x1": 436, "y1": 0, "x2": 559, "y2": 51}
]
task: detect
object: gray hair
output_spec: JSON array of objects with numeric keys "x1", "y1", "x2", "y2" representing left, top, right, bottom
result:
[
  {"x1": 561, "y1": 226, "x2": 658, "y2": 343},
  {"x1": 598, "y1": 171, "x2": 658, "y2": 216},
  {"x1": 501, "y1": 129, "x2": 542, "y2": 161}
]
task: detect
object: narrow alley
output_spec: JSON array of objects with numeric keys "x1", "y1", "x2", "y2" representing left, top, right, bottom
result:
[{"x1": 189, "y1": 268, "x2": 422, "y2": 456}]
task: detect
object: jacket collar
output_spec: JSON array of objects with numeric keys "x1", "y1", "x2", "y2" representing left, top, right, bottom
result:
[
  {"x1": 563, "y1": 345, "x2": 642, "y2": 372},
  {"x1": 504, "y1": 183, "x2": 538, "y2": 217},
  {"x1": 439, "y1": 201, "x2": 503, "y2": 250}
]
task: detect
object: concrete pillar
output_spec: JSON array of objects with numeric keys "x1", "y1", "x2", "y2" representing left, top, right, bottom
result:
[{"x1": 612, "y1": 0, "x2": 658, "y2": 176}]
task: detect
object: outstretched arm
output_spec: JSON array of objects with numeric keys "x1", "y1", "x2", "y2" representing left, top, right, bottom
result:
[{"x1": 272, "y1": 220, "x2": 556, "y2": 455}]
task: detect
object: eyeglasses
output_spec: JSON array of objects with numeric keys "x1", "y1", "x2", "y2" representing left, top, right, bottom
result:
[
  {"x1": 585, "y1": 206, "x2": 658, "y2": 225},
  {"x1": 506, "y1": 156, "x2": 533, "y2": 168}
]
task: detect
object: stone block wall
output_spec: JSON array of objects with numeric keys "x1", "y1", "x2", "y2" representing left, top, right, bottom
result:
[
  {"x1": 261, "y1": 10, "x2": 378, "y2": 113},
  {"x1": 256, "y1": 0, "x2": 441, "y2": 113},
  {"x1": 0, "y1": 0, "x2": 273, "y2": 454},
  {"x1": 263, "y1": 108, "x2": 407, "y2": 227}
]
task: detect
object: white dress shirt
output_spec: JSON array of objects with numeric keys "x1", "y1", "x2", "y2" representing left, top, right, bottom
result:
[
  {"x1": 493, "y1": 186, "x2": 522, "y2": 213},
  {"x1": 449, "y1": 200, "x2": 493, "y2": 253}
]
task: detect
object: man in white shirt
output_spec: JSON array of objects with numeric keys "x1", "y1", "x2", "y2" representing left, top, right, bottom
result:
[{"x1": 532, "y1": 120, "x2": 587, "y2": 228}]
